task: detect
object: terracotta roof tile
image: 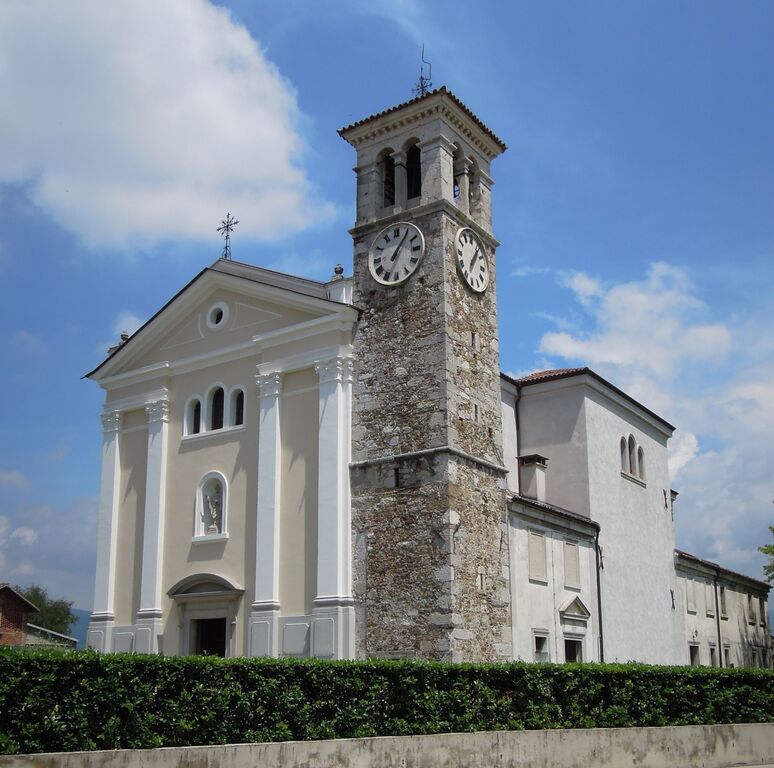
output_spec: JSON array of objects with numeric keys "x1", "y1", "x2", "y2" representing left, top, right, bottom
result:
[
  {"x1": 511, "y1": 367, "x2": 588, "y2": 384},
  {"x1": 500, "y1": 367, "x2": 675, "y2": 432},
  {"x1": 338, "y1": 86, "x2": 507, "y2": 153}
]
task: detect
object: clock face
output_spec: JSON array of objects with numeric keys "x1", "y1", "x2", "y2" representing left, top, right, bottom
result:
[
  {"x1": 455, "y1": 227, "x2": 489, "y2": 293},
  {"x1": 368, "y1": 222, "x2": 425, "y2": 286}
]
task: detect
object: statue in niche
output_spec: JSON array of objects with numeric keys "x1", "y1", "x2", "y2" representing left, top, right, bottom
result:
[{"x1": 205, "y1": 482, "x2": 222, "y2": 534}]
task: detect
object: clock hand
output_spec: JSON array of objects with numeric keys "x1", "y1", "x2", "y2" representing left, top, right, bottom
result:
[{"x1": 391, "y1": 230, "x2": 410, "y2": 262}]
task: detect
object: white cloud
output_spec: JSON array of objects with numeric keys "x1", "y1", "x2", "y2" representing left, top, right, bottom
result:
[
  {"x1": 541, "y1": 262, "x2": 732, "y2": 379},
  {"x1": 562, "y1": 271, "x2": 601, "y2": 305},
  {"x1": 113, "y1": 310, "x2": 143, "y2": 339},
  {"x1": 668, "y1": 431, "x2": 699, "y2": 479},
  {"x1": 537, "y1": 261, "x2": 773, "y2": 583},
  {"x1": 11, "y1": 330, "x2": 47, "y2": 358},
  {"x1": 0, "y1": 1, "x2": 335, "y2": 251},
  {"x1": 11, "y1": 527, "x2": 38, "y2": 546},
  {"x1": 0, "y1": 469, "x2": 29, "y2": 488},
  {"x1": 0, "y1": 499, "x2": 98, "y2": 608}
]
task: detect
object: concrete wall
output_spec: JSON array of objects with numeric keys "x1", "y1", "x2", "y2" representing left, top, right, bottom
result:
[
  {"x1": 3, "y1": 724, "x2": 773, "y2": 768},
  {"x1": 514, "y1": 383, "x2": 591, "y2": 517},
  {"x1": 677, "y1": 564, "x2": 771, "y2": 668},
  {"x1": 582, "y1": 388, "x2": 683, "y2": 665},
  {"x1": 509, "y1": 509, "x2": 598, "y2": 662}
]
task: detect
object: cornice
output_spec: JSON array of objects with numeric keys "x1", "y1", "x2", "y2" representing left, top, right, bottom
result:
[
  {"x1": 349, "y1": 197, "x2": 500, "y2": 250},
  {"x1": 340, "y1": 91, "x2": 505, "y2": 161},
  {"x1": 89, "y1": 268, "x2": 355, "y2": 383}
]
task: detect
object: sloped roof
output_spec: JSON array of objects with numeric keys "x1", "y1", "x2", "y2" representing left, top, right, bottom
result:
[
  {"x1": 675, "y1": 549, "x2": 771, "y2": 591},
  {"x1": 501, "y1": 367, "x2": 675, "y2": 432},
  {"x1": 0, "y1": 584, "x2": 39, "y2": 613},
  {"x1": 85, "y1": 258, "x2": 350, "y2": 380},
  {"x1": 338, "y1": 86, "x2": 507, "y2": 153}
]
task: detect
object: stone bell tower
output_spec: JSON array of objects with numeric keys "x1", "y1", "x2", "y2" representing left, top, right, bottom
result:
[{"x1": 339, "y1": 87, "x2": 511, "y2": 662}]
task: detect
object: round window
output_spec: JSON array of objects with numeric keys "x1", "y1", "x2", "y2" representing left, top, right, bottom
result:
[{"x1": 206, "y1": 302, "x2": 229, "y2": 331}]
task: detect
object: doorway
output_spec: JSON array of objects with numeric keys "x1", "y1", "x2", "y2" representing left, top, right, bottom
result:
[
  {"x1": 193, "y1": 617, "x2": 227, "y2": 656},
  {"x1": 564, "y1": 638, "x2": 583, "y2": 662}
]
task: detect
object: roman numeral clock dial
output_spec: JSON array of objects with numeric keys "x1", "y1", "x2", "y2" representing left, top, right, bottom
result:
[
  {"x1": 455, "y1": 227, "x2": 489, "y2": 293},
  {"x1": 368, "y1": 222, "x2": 425, "y2": 286}
]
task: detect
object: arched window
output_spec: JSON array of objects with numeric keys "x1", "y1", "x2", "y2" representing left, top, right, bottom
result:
[
  {"x1": 468, "y1": 157, "x2": 479, "y2": 213},
  {"x1": 185, "y1": 398, "x2": 202, "y2": 436},
  {"x1": 380, "y1": 151, "x2": 395, "y2": 207},
  {"x1": 230, "y1": 388, "x2": 244, "y2": 427},
  {"x1": 637, "y1": 446, "x2": 645, "y2": 481},
  {"x1": 620, "y1": 436, "x2": 628, "y2": 474},
  {"x1": 195, "y1": 472, "x2": 228, "y2": 538},
  {"x1": 452, "y1": 143, "x2": 464, "y2": 200},
  {"x1": 628, "y1": 435, "x2": 637, "y2": 477},
  {"x1": 209, "y1": 387, "x2": 224, "y2": 430},
  {"x1": 406, "y1": 143, "x2": 421, "y2": 200}
]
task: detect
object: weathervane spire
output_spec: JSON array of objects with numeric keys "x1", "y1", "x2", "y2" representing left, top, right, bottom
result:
[
  {"x1": 412, "y1": 45, "x2": 432, "y2": 98},
  {"x1": 217, "y1": 212, "x2": 239, "y2": 260}
]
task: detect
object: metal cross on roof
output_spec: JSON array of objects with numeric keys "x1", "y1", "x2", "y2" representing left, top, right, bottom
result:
[
  {"x1": 412, "y1": 45, "x2": 433, "y2": 98},
  {"x1": 217, "y1": 212, "x2": 239, "y2": 260}
]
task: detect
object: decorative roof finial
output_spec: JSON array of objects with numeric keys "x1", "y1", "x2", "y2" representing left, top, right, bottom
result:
[
  {"x1": 217, "y1": 212, "x2": 239, "y2": 260},
  {"x1": 412, "y1": 45, "x2": 432, "y2": 98}
]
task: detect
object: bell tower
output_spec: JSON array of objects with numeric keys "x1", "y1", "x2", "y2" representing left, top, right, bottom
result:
[{"x1": 339, "y1": 87, "x2": 511, "y2": 662}]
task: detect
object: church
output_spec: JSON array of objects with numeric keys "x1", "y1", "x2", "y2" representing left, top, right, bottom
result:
[{"x1": 86, "y1": 88, "x2": 770, "y2": 667}]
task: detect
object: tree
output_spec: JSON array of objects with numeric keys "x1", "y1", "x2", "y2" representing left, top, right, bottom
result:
[
  {"x1": 759, "y1": 525, "x2": 774, "y2": 584},
  {"x1": 14, "y1": 584, "x2": 76, "y2": 636}
]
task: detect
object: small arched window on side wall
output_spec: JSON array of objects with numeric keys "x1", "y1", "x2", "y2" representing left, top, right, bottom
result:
[
  {"x1": 185, "y1": 398, "x2": 202, "y2": 436},
  {"x1": 209, "y1": 387, "x2": 224, "y2": 430},
  {"x1": 637, "y1": 446, "x2": 645, "y2": 481},
  {"x1": 406, "y1": 142, "x2": 422, "y2": 201},
  {"x1": 620, "y1": 436, "x2": 629, "y2": 474},
  {"x1": 380, "y1": 150, "x2": 395, "y2": 207},
  {"x1": 195, "y1": 471, "x2": 228, "y2": 538},
  {"x1": 230, "y1": 388, "x2": 244, "y2": 427},
  {"x1": 628, "y1": 435, "x2": 637, "y2": 477}
]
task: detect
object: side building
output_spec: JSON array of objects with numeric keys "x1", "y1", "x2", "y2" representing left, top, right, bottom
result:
[{"x1": 676, "y1": 550, "x2": 770, "y2": 668}]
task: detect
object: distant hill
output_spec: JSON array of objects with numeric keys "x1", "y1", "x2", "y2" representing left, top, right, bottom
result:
[{"x1": 69, "y1": 609, "x2": 91, "y2": 649}]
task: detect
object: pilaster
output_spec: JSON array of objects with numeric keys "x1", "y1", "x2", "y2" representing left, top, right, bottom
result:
[
  {"x1": 88, "y1": 409, "x2": 122, "y2": 652},
  {"x1": 454, "y1": 157, "x2": 471, "y2": 216},
  {"x1": 250, "y1": 371, "x2": 283, "y2": 657},
  {"x1": 391, "y1": 150, "x2": 407, "y2": 212},
  {"x1": 313, "y1": 356, "x2": 355, "y2": 659},
  {"x1": 419, "y1": 134, "x2": 456, "y2": 205},
  {"x1": 135, "y1": 398, "x2": 169, "y2": 653}
]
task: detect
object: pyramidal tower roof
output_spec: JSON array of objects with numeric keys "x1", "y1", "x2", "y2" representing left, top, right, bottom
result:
[{"x1": 338, "y1": 86, "x2": 506, "y2": 160}]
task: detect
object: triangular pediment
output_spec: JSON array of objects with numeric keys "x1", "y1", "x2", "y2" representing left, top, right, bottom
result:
[
  {"x1": 88, "y1": 261, "x2": 354, "y2": 382},
  {"x1": 559, "y1": 596, "x2": 591, "y2": 619}
]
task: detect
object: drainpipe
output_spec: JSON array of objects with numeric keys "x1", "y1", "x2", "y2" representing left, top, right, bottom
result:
[
  {"x1": 595, "y1": 529, "x2": 605, "y2": 663},
  {"x1": 514, "y1": 383, "x2": 523, "y2": 494},
  {"x1": 714, "y1": 569, "x2": 723, "y2": 667}
]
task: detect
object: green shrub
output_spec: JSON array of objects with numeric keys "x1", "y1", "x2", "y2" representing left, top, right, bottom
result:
[{"x1": 0, "y1": 649, "x2": 772, "y2": 755}]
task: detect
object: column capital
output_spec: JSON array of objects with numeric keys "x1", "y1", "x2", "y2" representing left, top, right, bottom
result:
[
  {"x1": 100, "y1": 410, "x2": 122, "y2": 433},
  {"x1": 418, "y1": 134, "x2": 457, "y2": 155},
  {"x1": 256, "y1": 371, "x2": 283, "y2": 398},
  {"x1": 315, "y1": 356, "x2": 354, "y2": 385},
  {"x1": 453, "y1": 156, "x2": 471, "y2": 175},
  {"x1": 145, "y1": 400, "x2": 170, "y2": 424},
  {"x1": 390, "y1": 149, "x2": 407, "y2": 166}
]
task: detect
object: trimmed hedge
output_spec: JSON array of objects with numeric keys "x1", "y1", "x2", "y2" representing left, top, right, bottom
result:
[{"x1": 1, "y1": 649, "x2": 772, "y2": 754}]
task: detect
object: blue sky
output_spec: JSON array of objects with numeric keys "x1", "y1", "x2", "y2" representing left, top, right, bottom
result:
[{"x1": 0, "y1": 0, "x2": 772, "y2": 612}]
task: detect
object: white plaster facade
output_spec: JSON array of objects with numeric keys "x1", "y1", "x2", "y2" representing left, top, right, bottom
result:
[{"x1": 87, "y1": 88, "x2": 770, "y2": 666}]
